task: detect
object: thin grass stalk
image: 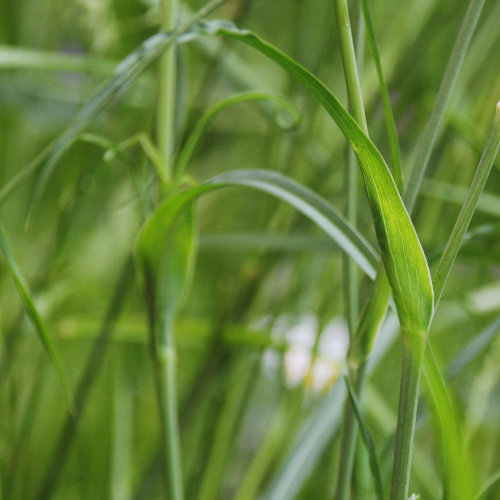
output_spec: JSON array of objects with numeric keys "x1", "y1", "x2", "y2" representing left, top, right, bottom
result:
[
  {"x1": 332, "y1": 0, "x2": 368, "y2": 497},
  {"x1": 157, "y1": 0, "x2": 177, "y2": 182},
  {"x1": 389, "y1": 334, "x2": 425, "y2": 500},
  {"x1": 405, "y1": 0, "x2": 487, "y2": 212},
  {"x1": 433, "y1": 102, "x2": 500, "y2": 306},
  {"x1": 360, "y1": 0, "x2": 402, "y2": 190},
  {"x1": 153, "y1": 2, "x2": 185, "y2": 498},
  {"x1": 147, "y1": 298, "x2": 184, "y2": 500}
]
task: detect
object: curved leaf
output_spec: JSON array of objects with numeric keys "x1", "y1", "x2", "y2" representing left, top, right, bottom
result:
[
  {"x1": 173, "y1": 92, "x2": 301, "y2": 187},
  {"x1": 191, "y1": 19, "x2": 433, "y2": 336},
  {"x1": 0, "y1": 224, "x2": 70, "y2": 405}
]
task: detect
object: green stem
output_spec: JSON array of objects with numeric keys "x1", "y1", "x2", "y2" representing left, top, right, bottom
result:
[
  {"x1": 151, "y1": 311, "x2": 184, "y2": 500},
  {"x1": 360, "y1": 0, "x2": 402, "y2": 190},
  {"x1": 157, "y1": 0, "x2": 178, "y2": 183},
  {"x1": 390, "y1": 333, "x2": 425, "y2": 500},
  {"x1": 335, "y1": 364, "x2": 367, "y2": 500},
  {"x1": 332, "y1": 0, "x2": 367, "y2": 497}
]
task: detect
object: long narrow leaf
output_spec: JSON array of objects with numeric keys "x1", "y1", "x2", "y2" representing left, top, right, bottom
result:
[
  {"x1": 173, "y1": 91, "x2": 300, "y2": 186},
  {"x1": 344, "y1": 375, "x2": 384, "y2": 500},
  {"x1": 361, "y1": 0, "x2": 402, "y2": 189},
  {"x1": 0, "y1": 224, "x2": 70, "y2": 405},
  {"x1": 192, "y1": 19, "x2": 433, "y2": 337}
]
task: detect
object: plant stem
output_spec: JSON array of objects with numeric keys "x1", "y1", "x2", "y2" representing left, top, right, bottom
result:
[
  {"x1": 360, "y1": 0, "x2": 402, "y2": 190},
  {"x1": 157, "y1": 0, "x2": 178, "y2": 183},
  {"x1": 390, "y1": 333, "x2": 425, "y2": 500},
  {"x1": 150, "y1": 309, "x2": 184, "y2": 500},
  {"x1": 332, "y1": 0, "x2": 367, "y2": 497},
  {"x1": 335, "y1": 364, "x2": 367, "y2": 500},
  {"x1": 337, "y1": 2, "x2": 488, "y2": 495}
]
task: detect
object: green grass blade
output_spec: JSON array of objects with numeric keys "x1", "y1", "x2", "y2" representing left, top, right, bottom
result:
[
  {"x1": 194, "y1": 19, "x2": 433, "y2": 336},
  {"x1": 361, "y1": 0, "x2": 402, "y2": 190},
  {"x1": 0, "y1": 224, "x2": 70, "y2": 405},
  {"x1": 421, "y1": 179, "x2": 500, "y2": 218},
  {"x1": 404, "y1": 0, "x2": 487, "y2": 212},
  {"x1": 206, "y1": 169, "x2": 378, "y2": 278},
  {"x1": 423, "y1": 346, "x2": 478, "y2": 499},
  {"x1": 0, "y1": 45, "x2": 115, "y2": 74},
  {"x1": 446, "y1": 314, "x2": 500, "y2": 378},
  {"x1": 343, "y1": 375, "x2": 384, "y2": 500},
  {"x1": 433, "y1": 102, "x2": 500, "y2": 306},
  {"x1": 474, "y1": 469, "x2": 500, "y2": 500},
  {"x1": 141, "y1": 169, "x2": 378, "y2": 279},
  {"x1": 173, "y1": 91, "x2": 300, "y2": 187},
  {"x1": 35, "y1": 259, "x2": 133, "y2": 500}
]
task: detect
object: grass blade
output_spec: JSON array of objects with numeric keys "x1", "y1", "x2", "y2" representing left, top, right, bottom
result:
[
  {"x1": 423, "y1": 346, "x2": 478, "y2": 500},
  {"x1": 404, "y1": 0, "x2": 487, "y2": 212},
  {"x1": 361, "y1": 0, "x2": 402, "y2": 189},
  {"x1": 446, "y1": 314, "x2": 500, "y2": 378},
  {"x1": 140, "y1": 169, "x2": 379, "y2": 280},
  {"x1": 0, "y1": 224, "x2": 70, "y2": 405},
  {"x1": 173, "y1": 91, "x2": 300, "y2": 188},
  {"x1": 343, "y1": 375, "x2": 384, "y2": 500},
  {"x1": 433, "y1": 102, "x2": 500, "y2": 306},
  {"x1": 206, "y1": 169, "x2": 378, "y2": 278},
  {"x1": 0, "y1": 45, "x2": 114, "y2": 74},
  {"x1": 194, "y1": 19, "x2": 433, "y2": 337}
]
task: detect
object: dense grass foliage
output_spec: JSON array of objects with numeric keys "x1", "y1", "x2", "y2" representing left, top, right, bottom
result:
[{"x1": 0, "y1": 1, "x2": 499, "y2": 499}]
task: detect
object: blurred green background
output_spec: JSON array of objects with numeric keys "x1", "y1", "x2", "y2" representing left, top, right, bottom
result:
[{"x1": 1, "y1": 0, "x2": 500, "y2": 498}]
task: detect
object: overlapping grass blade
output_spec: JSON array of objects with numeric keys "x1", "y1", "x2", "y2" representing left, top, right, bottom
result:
[
  {"x1": 343, "y1": 375, "x2": 384, "y2": 500},
  {"x1": 173, "y1": 91, "x2": 300, "y2": 187},
  {"x1": 205, "y1": 169, "x2": 378, "y2": 277},
  {"x1": 446, "y1": 314, "x2": 500, "y2": 378},
  {"x1": 140, "y1": 169, "x2": 378, "y2": 278},
  {"x1": 404, "y1": 0, "x2": 487, "y2": 212},
  {"x1": 474, "y1": 469, "x2": 500, "y2": 500},
  {"x1": 192, "y1": 19, "x2": 433, "y2": 337},
  {"x1": 421, "y1": 179, "x2": 500, "y2": 218},
  {"x1": 0, "y1": 224, "x2": 70, "y2": 404}
]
